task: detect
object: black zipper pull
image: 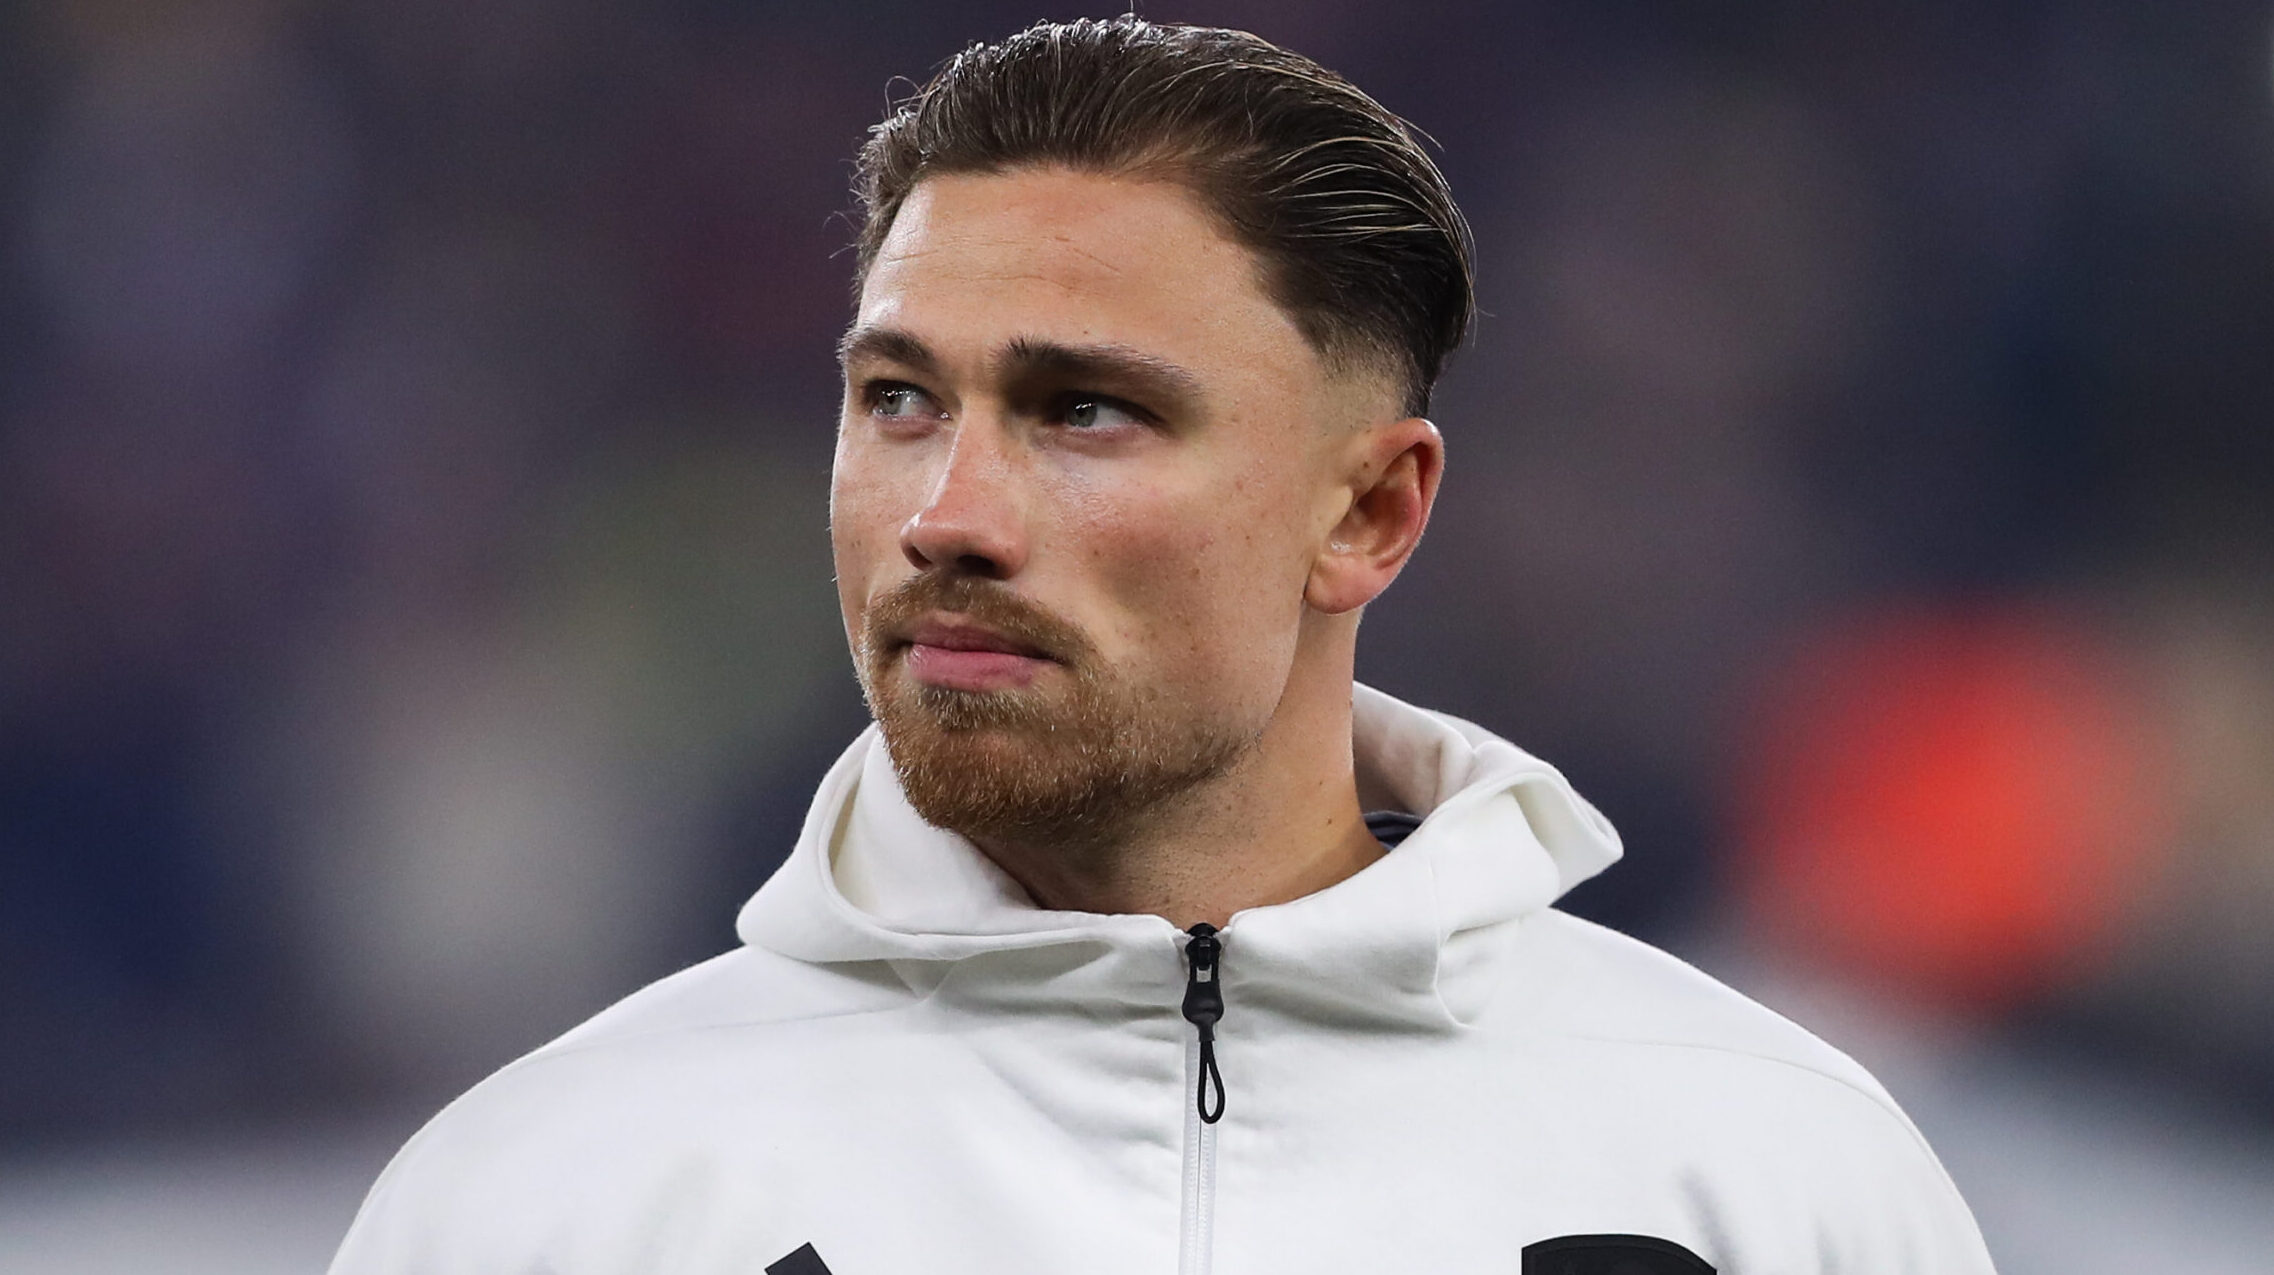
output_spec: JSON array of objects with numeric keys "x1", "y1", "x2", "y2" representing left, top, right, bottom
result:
[{"x1": 1181, "y1": 923, "x2": 1226, "y2": 1124}]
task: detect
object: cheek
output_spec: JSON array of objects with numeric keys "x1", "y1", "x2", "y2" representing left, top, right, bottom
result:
[
  {"x1": 829, "y1": 445, "x2": 909, "y2": 630},
  {"x1": 1079, "y1": 471, "x2": 1310, "y2": 692}
]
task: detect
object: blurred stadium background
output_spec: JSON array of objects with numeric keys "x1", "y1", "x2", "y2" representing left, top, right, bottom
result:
[{"x1": 3, "y1": 1, "x2": 2273, "y2": 1270}]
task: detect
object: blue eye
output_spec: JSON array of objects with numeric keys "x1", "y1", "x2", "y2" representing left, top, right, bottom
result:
[
  {"x1": 1065, "y1": 397, "x2": 1142, "y2": 430},
  {"x1": 871, "y1": 384, "x2": 939, "y2": 419}
]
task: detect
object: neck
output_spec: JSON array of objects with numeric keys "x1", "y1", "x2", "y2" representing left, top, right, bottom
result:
[{"x1": 972, "y1": 625, "x2": 1380, "y2": 929}]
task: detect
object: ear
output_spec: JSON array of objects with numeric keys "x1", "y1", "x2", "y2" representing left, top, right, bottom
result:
[{"x1": 1305, "y1": 417, "x2": 1444, "y2": 615}]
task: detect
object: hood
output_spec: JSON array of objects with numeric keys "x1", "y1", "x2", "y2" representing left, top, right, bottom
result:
[{"x1": 737, "y1": 683, "x2": 1621, "y2": 1027}]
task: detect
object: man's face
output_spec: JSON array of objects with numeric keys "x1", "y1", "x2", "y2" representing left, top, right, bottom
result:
[{"x1": 832, "y1": 167, "x2": 1371, "y2": 851}]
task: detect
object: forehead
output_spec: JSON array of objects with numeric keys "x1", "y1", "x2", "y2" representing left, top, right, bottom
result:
[{"x1": 856, "y1": 168, "x2": 1317, "y2": 378}]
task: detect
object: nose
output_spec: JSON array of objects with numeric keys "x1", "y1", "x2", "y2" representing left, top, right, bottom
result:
[{"x1": 900, "y1": 418, "x2": 1029, "y2": 579}]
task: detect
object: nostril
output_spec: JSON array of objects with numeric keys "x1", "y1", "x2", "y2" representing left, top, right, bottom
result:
[
  {"x1": 898, "y1": 540, "x2": 1007, "y2": 579},
  {"x1": 899, "y1": 495, "x2": 1025, "y2": 578},
  {"x1": 953, "y1": 552, "x2": 1008, "y2": 579}
]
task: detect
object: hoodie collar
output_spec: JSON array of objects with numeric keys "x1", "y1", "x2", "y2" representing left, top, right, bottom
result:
[{"x1": 737, "y1": 684, "x2": 1621, "y2": 1024}]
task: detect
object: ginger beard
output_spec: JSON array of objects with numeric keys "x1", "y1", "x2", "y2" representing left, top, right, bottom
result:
[{"x1": 856, "y1": 572, "x2": 1261, "y2": 856}]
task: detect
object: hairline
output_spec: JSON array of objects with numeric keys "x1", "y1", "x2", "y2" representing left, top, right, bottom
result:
[{"x1": 854, "y1": 160, "x2": 1416, "y2": 418}]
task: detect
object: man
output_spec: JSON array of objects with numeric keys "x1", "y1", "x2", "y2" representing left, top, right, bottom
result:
[{"x1": 332, "y1": 18, "x2": 1995, "y2": 1274}]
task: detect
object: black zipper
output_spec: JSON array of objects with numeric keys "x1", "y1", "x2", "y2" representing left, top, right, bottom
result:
[{"x1": 1181, "y1": 923, "x2": 1226, "y2": 1124}]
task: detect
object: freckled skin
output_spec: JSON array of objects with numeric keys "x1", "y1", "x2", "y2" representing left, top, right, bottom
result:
[{"x1": 832, "y1": 167, "x2": 1444, "y2": 926}]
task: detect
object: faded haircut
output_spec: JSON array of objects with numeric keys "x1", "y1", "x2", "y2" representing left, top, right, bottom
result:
[{"x1": 851, "y1": 16, "x2": 1475, "y2": 416}]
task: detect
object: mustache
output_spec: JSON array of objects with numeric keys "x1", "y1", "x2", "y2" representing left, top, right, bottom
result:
[{"x1": 863, "y1": 572, "x2": 1098, "y2": 668}]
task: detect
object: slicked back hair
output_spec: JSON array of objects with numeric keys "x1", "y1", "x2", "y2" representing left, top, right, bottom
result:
[{"x1": 852, "y1": 17, "x2": 1475, "y2": 417}]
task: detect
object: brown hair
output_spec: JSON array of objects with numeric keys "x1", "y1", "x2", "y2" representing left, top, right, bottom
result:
[{"x1": 851, "y1": 17, "x2": 1475, "y2": 416}]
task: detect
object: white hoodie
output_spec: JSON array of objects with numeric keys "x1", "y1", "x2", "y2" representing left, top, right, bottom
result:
[{"x1": 330, "y1": 685, "x2": 1995, "y2": 1274}]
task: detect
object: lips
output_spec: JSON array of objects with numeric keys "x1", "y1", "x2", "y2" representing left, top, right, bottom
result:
[
  {"x1": 901, "y1": 617, "x2": 1052, "y2": 659},
  {"x1": 897, "y1": 614, "x2": 1055, "y2": 692}
]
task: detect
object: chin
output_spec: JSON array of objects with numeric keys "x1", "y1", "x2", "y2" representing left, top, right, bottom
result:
[
  {"x1": 871, "y1": 672, "x2": 1258, "y2": 853},
  {"x1": 905, "y1": 680, "x2": 1060, "y2": 732}
]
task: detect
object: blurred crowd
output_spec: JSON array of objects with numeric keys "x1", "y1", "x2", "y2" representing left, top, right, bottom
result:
[{"x1": 2, "y1": 2, "x2": 2272, "y2": 1269}]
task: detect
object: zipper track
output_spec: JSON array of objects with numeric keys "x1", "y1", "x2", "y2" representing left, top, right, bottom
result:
[{"x1": 1176, "y1": 1032, "x2": 1218, "y2": 1275}]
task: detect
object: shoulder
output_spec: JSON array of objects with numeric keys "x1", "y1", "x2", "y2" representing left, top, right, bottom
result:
[
  {"x1": 392, "y1": 941, "x2": 913, "y2": 1139},
  {"x1": 1497, "y1": 909, "x2": 1965, "y2": 1188},
  {"x1": 329, "y1": 945, "x2": 912, "y2": 1272},
  {"x1": 1509, "y1": 908, "x2": 1897, "y2": 1106},
  {"x1": 540, "y1": 942, "x2": 911, "y2": 1054},
  {"x1": 1499, "y1": 912, "x2": 1992, "y2": 1269}
]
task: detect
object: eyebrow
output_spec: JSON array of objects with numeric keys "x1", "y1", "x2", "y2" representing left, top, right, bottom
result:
[
  {"x1": 838, "y1": 324, "x2": 1207, "y2": 417},
  {"x1": 997, "y1": 337, "x2": 1205, "y2": 414},
  {"x1": 837, "y1": 325, "x2": 938, "y2": 375}
]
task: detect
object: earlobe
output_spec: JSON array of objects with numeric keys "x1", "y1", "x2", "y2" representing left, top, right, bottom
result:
[{"x1": 1305, "y1": 417, "x2": 1443, "y2": 615}]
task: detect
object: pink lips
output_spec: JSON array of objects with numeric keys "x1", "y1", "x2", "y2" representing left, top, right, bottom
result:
[{"x1": 900, "y1": 617, "x2": 1054, "y2": 692}]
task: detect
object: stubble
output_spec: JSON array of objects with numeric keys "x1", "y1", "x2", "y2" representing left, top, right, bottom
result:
[{"x1": 857, "y1": 572, "x2": 1257, "y2": 857}]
